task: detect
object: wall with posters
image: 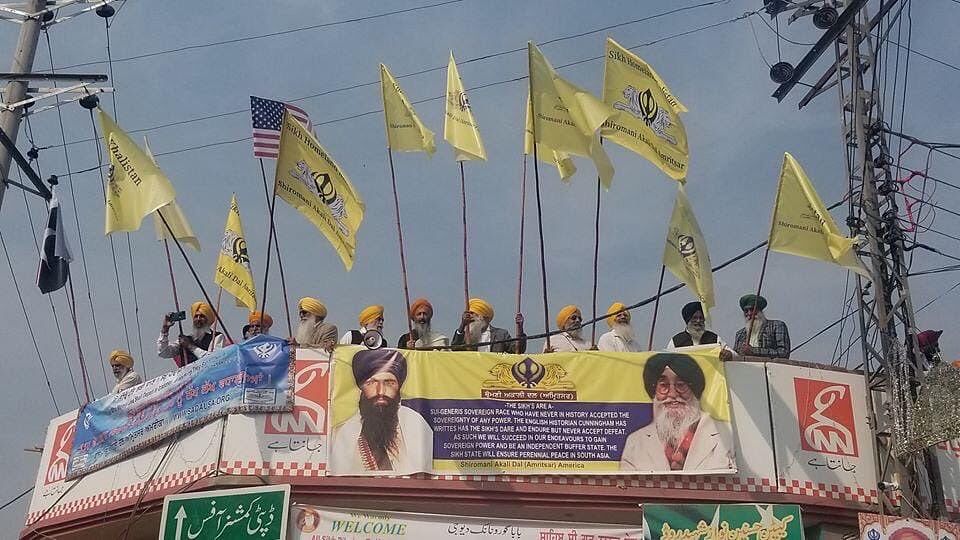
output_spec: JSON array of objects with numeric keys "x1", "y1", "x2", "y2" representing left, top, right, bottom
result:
[{"x1": 935, "y1": 438, "x2": 960, "y2": 517}]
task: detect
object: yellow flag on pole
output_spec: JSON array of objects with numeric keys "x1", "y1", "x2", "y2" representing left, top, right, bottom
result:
[
  {"x1": 275, "y1": 109, "x2": 365, "y2": 270},
  {"x1": 527, "y1": 42, "x2": 615, "y2": 187},
  {"x1": 601, "y1": 38, "x2": 689, "y2": 181},
  {"x1": 444, "y1": 52, "x2": 486, "y2": 161},
  {"x1": 380, "y1": 63, "x2": 435, "y2": 155},
  {"x1": 663, "y1": 184, "x2": 715, "y2": 317},
  {"x1": 215, "y1": 194, "x2": 257, "y2": 310},
  {"x1": 98, "y1": 109, "x2": 176, "y2": 234},
  {"x1": 143, "y1": 137, "x2": 200, "y2": 251},
  {"x1": 523, "y1": 92, "x2": 577, "y2": 180},
  {"x1": 768, "y1": 152, "x2": 871, "y2": 278}
]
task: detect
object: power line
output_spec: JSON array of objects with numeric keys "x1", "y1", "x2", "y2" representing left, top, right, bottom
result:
[{"x1": 0, "y1": 486, "x2": 33, "y2": 513}]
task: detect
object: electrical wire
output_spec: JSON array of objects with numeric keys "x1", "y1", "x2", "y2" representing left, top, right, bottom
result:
[
  {"x1": 747, "y1": 15, "x2": 772, "y2": 68},
  {"x1": 0, "y1": 486, "x2": 33, "y2": 513}
]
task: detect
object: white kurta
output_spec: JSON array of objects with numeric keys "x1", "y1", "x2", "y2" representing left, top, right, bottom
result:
[
  {"x1": 111, "y1": 370, "x2": 143, "y2": 394},
  {"x1": 597, "y1": 330, "x2": 641, "y2": 352},
  {"x1": 544, "y1": 332, "x2": 591, "y2": 352},
  {"x1": 329, "y1": 405, "x2": 434, "y2": 475},
  {"x1": 619, "y1": 412, "x2": 735, "y2": 473}
]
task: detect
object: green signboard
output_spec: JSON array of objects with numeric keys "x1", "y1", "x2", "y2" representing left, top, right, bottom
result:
[
  {"x1": 643, "y1": 503, "x2": 804, "y2": 540},
  {"x1": 159, "y1": 484, "x2": 290, "y2": 540}
]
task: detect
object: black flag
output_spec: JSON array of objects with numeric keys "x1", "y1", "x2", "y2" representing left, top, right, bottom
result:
[{"x1": 37, "y1": 191, "x2": 72, "y2": 294}]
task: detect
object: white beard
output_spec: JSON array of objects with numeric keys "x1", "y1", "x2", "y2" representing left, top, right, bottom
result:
[
  {"x1": 747, "y1": 312, "x2": 766, "y2": 346},
  {"x1": 192, "y1": 324, "x2": 211, "y2": 341},
  {"x1": 612, "y1": 323, "x2": 635, "y2": 343},
  {"x1": 296, "y1": 316, "x2": 324, "y2": 346},
  {"x1": 653, "y1": 396, "x2": 702, "y2": 448},
  {"x1": 686, "y1": 322, "x2": 705, "y2": 343},
  {"x1": 413, "y1": 321, "x2": 431, "y2": 344},
  {"x1": 466, "y1": 320, "x2": 486, "y2": 344}
]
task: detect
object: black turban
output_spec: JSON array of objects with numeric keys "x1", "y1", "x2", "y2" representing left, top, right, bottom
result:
[
  {"x1": 643, "y1": 353, "x2": 706, "y2": 399},
  {"x1": 681, "y1": 301, "x2": 703, "y2": 323},
  {"x1": 352, "y1": 348, "x2": 408, "y2": 386}
]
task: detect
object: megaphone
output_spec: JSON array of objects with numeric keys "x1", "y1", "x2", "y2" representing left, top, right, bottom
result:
[{"x1": 362, "y1": 330, "x2": 384, "y2": 350}]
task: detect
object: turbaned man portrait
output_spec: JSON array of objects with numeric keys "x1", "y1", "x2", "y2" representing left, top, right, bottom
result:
[
  {"x1": 330, "y1": 348, "x2": 433, "y2": 474},
  {"x1": 619, "y1": 353, "x2": 735, "y2": 473}
]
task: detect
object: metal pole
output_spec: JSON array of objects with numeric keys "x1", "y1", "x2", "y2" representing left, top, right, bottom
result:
[{"x1": 0, "y1": 0, "x2": 45, "y2": 214}]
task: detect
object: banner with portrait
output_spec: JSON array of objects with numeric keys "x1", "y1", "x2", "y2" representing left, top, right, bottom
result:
[
  {"x1": 328, "y1": 346, "x2": 734, "y2": 476},
  {"x1": 858, "y1": 512, "x2": 960, "y2": 539},
  {"x1": 642, "y1": 504, "x2": 803, "y2": 540},
  {"x1": 288, "y1": 504, "x2": 643, "y2": 539},
  {"x1": 67, "y1": 335, "x2": 293, "y2": 479}
]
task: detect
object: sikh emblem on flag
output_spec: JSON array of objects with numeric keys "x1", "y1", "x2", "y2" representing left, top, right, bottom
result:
[
  {"x1": 215, "y1": 194, "x2": 256, "y2": 310},
  {"x1": 614, "y1": 85, "x2": 678, "y2": 146},
  {"x1": 288, "y1": 161, "x2": 351, "y2": 236},
  {"x1": 444, "y1": 52, "x2": 486, "y2": 161},
  {"x1": 663, "y1": 184, "x2": 715, "y2": 318}
]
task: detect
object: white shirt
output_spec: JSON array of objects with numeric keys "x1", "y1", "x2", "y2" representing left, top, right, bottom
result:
[
  {"x1": 598, "y1": 330, "x2": 642, "y2": 352},
  {"x1": 479, "y1": 328, "x2": 492, "y2": 353},
  {"x1": 329, "y1": 405, "x2": 434, "y2": 475},
  {"x1": 157, "y1": 331, "x2": 225, "y2": 360},
  {"x1": 544, "y1": 332, "x2": 591, "y2": 352},
  {"x1": 340, "y1": 326, "x2": 370, "y2": 345},
  {"x1": 412, "y1": 333, "x2": 449, "y2": 348},
  {"x1": 111, "y1": 370, "x2": 143, "y2": 394}
]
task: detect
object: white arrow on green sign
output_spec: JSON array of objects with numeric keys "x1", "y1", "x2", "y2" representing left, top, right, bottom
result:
[{"x1": 159, "y1": 484, "x2": 290, "y2": 540}]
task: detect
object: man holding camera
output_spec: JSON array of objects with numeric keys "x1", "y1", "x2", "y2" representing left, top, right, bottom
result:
[{"x1": 158, "y1": 301, "x2": 226, "y2": 367}]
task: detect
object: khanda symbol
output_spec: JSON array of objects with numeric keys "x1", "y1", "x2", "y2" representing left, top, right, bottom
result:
[
  {"x1": 677, "y1": 233, "x2": 700, "y2": 275},
  {"x1": 511, "y1": 357, "x2": 546, "y2": 388},
  {"x1": 231, "y1": 236, "x2": 249, "y2": 265}
]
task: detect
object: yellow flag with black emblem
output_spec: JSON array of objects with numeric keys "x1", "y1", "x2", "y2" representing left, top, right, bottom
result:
[
  {"x1": 98, "y1": 109, "x2": 176, "y2": 234},
  {"x1": 768, "y1": 152, "x2": 871, "y2": 279},
  {"x1": 601, "y1": 38, "x2": 689, "y2": 181},
  {"x1": 528, "y1": 42, "x2": 615, "y2": 187},
  {"x1": 663, "y1": 184, "x2": 715, "y2": 318},
  {"x1": 275, "y1": 109, "x2": 365, "y2": 270},
  {"x1": 380, "y1": 63, "x2": 436, "y2": 155},
  {"x1": 444, "y1": 52, "x2": 486, "y2": 161},
  {"x1": 215, "y1": 194, "x2": 256, "y2": 310},
  {"x1": 523, "y1": 92, "x2": 577, "y2": 181}
]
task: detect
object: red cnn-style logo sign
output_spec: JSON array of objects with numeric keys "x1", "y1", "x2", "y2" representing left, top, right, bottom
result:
[
  {"x1": 44, "y1": 418, "x2": 76, "y2": 485},
  {"x1": 264, "y1": 359, "x2": 329, "y2": 435},
  {"x1": 794, "y1": 378, "x2": 859, "y2": 457}
]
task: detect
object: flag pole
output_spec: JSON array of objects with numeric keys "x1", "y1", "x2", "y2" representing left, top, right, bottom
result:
[
  {"x1": 258, "y1": 167, "x2": 280, "y2": 338},
  {"x1": 162, "y1": 238, "x2": 188, "y2": 361},
  {"x1": 259, "y1": 159, "x2": 293, "y2": 337},
  {"x1": 209, "y1": 287, "x2": 223, "y2": 346},
  {"x1": 527, "y1": 48, "x2": 551, "y2": 351},
  {"x1": 516, "y1": 155, "x2": 527, "y2": 340},
  {"x1": 66, "y1": 275, "x2": 92, "y2": 403},
  {"x1": 744, "y1": 162, "x2": 785, "y2": 353},
  {"x1": 590, "y1": 173, "x2": 602, "y2": 349},
  {"x1": 460, "y1": 161, "x2": 470, "y2": 309},
  {"x1": 387, "y1": 148, "x2": 414, "y2": 339},
  {"x1": 158, "y1": 213, "x2": 234, "y2": 344},
  {"x1": 647, "y1": 265, "x2": 666, "y2": 350}
]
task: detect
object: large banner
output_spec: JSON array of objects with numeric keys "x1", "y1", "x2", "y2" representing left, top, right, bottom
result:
[
  {"x1": 288, "y1": 504, "x2": 642, "y2": 539},
  {"x1": 858, "y1": 512, "x2": 960, "y2": 539},
  {"x1": 642, "y1": 504, "x2": 803, "y2": 540},
  {"x1": 67, "y1": 335, "x2": 293, "y2": 478},
  {"x1": 329, "y1": 347, "x2": 734, "y2": 476}
]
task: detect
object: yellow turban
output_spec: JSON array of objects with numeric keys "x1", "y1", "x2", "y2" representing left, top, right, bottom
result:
[
  {"x1": 606, "y1": 302, "x2": 629, "y2": 327},
  {"x1": 359, "y1": 305, "x2": 384, "y2": 327},
  {"x1": 109, "y1": 349, "x2": 134, "y2": 368},
  {"x1": 556, "y1": 305, "x2": 581, "y2": 330},
  {"x1": 298, "y1": 297, "x2": 327, "y2": 318},
  {"x1": 409, "y1": 298, "x2": 433, "y2": 319},
  {"x1": 191, "y1": 301, "x2": 214, "y2": 322},
  {"x1": 468, "y1": 298, "x2": 494, "y2": 321},
  {"x1": 248, "y1": 311, "x2": 273, "y2": 328}
]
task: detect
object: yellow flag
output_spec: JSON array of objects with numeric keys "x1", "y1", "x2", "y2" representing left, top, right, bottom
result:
[
  {"x1": 215, "y1": 194, "x2": 257, "y2": 310},
  {"x1": 663, "y1": 184, "x2": 715, "y2": 317},
  {"x1": 98, "y1": 109, "x2": 176, "y2": 234},
  {"x1": 601, "y1": 38, "x2": 689, "y2": 181},
  {"x1": 768, "y1": 152, "x2": 870, "y2": 279},
  {"x1": 380, "y1": 63, "x2": 435, "y2": 154},
  {"x1": 523, "y1": 92, "x2": 577, "y2": 180},
  {"x1": 275, "y1": 109, "x2": 365, "y2": 270},
  {"x1": 444, "y1": 52, "x2": 486, "y2": 161},
  {"x1": 143, "y1": 138, "x2": 200, "y2": 251},
  {"x1": 527, "y1": 42, "x2": 615, "y2": 187}
]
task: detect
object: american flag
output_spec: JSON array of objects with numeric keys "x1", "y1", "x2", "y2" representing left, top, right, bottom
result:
[{"x1": 250, "y1": 95, "x2": 313, "y2": 159}]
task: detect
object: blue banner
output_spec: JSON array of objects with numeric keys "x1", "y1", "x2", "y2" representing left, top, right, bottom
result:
[{"x1": 67, "y1": 335, "x2": 293, "y2": 479}]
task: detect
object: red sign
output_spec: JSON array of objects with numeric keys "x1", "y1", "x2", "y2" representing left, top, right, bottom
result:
[
  {"x1": 44, "y1": 418, "x2": 76, "y2": 485},
  {"x1": 794, "y1": 378, "x2": 859, "y2": 457},
  {"x1": 264, "y1": 359, "x2": 329, "y2": 435}
]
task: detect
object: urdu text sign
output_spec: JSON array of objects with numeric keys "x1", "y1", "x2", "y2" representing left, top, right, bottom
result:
[{"x1": 159, "y1": 484, "x2": 290, "y2": 540}]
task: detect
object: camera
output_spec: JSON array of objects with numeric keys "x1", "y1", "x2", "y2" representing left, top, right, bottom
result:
[{"x1": 167, "y1": 310, "x2": 187, "y2": 322}]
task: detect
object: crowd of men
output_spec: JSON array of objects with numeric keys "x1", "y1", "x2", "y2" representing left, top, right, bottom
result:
[{"x1": 105, "y1": 292, "x2": 801, "y2": 395}]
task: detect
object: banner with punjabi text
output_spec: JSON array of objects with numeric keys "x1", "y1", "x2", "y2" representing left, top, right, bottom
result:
[{"x1": 328, "y1": 346, "x2": 734, "y2": 476}]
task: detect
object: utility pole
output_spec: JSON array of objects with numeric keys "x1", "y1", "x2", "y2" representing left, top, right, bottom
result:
[
  {"x1": 0, "y1": 0, "x2": 45, "y2": 213},
  {"x1": 767, "y1": 0, "x2": 944, "y2": 518}
]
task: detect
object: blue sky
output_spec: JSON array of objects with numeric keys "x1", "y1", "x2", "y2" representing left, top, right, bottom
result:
[{"x1": 2, "y1": 0, "x2": 958, "y2": 531}]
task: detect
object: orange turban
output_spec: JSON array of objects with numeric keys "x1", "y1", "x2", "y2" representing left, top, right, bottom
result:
[
  {"x1": 359, "y1": 305, "x2": 384, "y2": 327},
  {"x1": 191, "y1": 301, "x2": 214, "y2": 322},
  {"x1": 409, "y1": 298, "x2": 433, "y2": 319},
  {"x1": 606, "y1": 302, "x2": 629, "y2": 327},
  {"x1": 468, "y1": 298, "x2": 494, "y2": 321},
  {"x1": 298, "y1": 297, "x2": 327, "y2": 318},
  {"x1": 248, "y1": 311, "x2": 273, "y2": 329},
  {"x1": 556, "y1": 305, "x2": 581, "y2": 330},
  {"x1": 108, "y1": 349, "x2": 134, "y2": 368}
]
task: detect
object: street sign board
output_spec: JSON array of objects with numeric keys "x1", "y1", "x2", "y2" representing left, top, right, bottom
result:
[{"x1": 159, "y1": 484, "x2": 290, "y2": 540}]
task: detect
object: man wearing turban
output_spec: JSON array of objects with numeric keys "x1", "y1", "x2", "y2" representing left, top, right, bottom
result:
[
  {"x1": 294, "y1": 298, "x2": 338, "y2": 352},
  {"x1": 243, "y1": 311, "x2": 273, "y2": 341},
  {"x1": 544, "y1": 305, "x2": 590, "y2": 352},
  {"x1": 451, "y1": 298, "x2": 526, "y2": 353},
  {"x1": 340, "y1": 305, "x2": 385, "y2": 346},
  {"x1": 733, "y1": 294, "x2": 790, "y2": 358},
  {"x1": 329, "y1": 349, "x2": 433, "y2": 473},
  {"x1": 158, "y1": 301, "x2": 226, "y2": 367},
  {"x1": 666, "y1": 302, "x2": 733, "y2": 361},
  {"x1": 398, "y1": 298, "x2": 448, "y2": 349},
  {"x1": 598, "y1": 302, "x2": 641, "y2": 352},
  {"x1": 108, "y1": 349, "x2": 143, "y2": 394},
  {"x1": 620, "y1": 353, "x2": 734, "y2": 472}
]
